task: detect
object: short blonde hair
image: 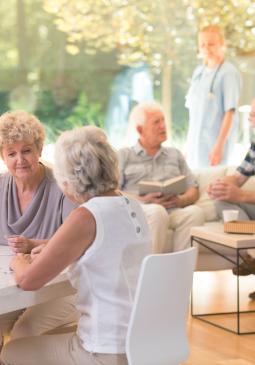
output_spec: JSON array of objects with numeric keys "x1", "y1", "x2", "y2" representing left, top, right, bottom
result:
[
  {"x1": 54, "y1": 126, "x2": 119, "y2": 201},
  {"x1": 129, "y1": 101, "x2": 163, "y2": 128},
  {"x1": 0, "y1": 110, "x2": 45, "y2": 158},
  {"x1": 199, "y1": 24, "x2": 224, "y2": 41}
]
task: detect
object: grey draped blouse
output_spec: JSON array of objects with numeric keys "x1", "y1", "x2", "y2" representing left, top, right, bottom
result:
[{"x1": 0, "y1": 164, "x2": 78, "y2": 246}]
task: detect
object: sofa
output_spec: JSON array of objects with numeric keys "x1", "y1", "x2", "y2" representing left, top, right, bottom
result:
[{"x1": 163, "y1": 165, "x2": 255, "y2": 271}]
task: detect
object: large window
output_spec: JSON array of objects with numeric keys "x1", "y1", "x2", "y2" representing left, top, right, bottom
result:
[{"x1": 1, "y1": 0, "x2": 255, "y2": 166}]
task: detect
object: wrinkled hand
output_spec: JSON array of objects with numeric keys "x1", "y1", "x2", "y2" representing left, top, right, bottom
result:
[
  {"x1": 207, "y1": 180, "x2": 243, "y2": 203},
  {"x1": 143, "y1": 192, "x2": 180, "y2": 208},
  {"x1": 8, "y1": 236, "x2": 33, "y2": 255},
  {"x1": 9, "y1": 253, "x2": 32, "y2": 271},
  {"x1": 206, "y1": 178, "x2": 221, "y2": 199},
  {"x1": 208, "y1": 144, "x2": 224, "y2": 167},
  {"x1": 31, "y1": 244, "x2": 46, "y2": 260},
  {"x1": 160, "y1": 195, "x2": 180, "y2": 209}
]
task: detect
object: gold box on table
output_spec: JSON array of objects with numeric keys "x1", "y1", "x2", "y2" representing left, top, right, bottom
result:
[{"x1": 224, "y1": 220, "x2": 255, "y2": 234}]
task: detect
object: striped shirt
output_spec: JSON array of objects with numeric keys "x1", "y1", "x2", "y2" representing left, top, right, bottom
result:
[{"x1": 237, "y1": 139, "x2": 255, "y2": 177}]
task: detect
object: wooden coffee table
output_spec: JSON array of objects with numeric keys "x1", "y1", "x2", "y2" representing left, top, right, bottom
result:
[{"x1": 190, "y1": 225, "x2": 255, "y2": 335}]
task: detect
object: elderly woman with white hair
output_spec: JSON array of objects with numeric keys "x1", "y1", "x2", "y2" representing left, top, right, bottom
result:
[
  {"x1": 0, "y1": 110, "x2": 80, "y2": 345},
  {"x1": 0, "y1": 126, "x2": 152, "y2": 365}
]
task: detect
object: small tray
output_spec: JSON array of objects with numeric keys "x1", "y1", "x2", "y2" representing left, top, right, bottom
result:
[{"x1": 224, "y1": 220, "x2": 255, "y2": 235}]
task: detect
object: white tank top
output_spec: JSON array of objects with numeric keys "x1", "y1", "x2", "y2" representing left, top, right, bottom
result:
[{"x1": 67, "y1": 194, "x2": 152, "y2": 354}]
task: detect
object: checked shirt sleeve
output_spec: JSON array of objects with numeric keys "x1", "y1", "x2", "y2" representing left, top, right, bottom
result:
[{"x1": 236, "y1": 139, "x2": 255, "y2": 177}]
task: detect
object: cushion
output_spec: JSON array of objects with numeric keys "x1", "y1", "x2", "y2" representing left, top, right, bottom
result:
[
  {"x1": 193, "y1": 165, "x2": 229, "y2": 222},
  {"x1": 225, "y1": 165, "x2": 255, "y2": 191}
]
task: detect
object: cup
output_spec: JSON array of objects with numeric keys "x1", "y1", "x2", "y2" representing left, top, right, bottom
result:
[{"x1": 222, "y1": 210, "x2": 239, "y2": 223}]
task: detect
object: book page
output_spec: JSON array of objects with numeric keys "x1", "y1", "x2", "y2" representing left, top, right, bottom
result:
[{"x1": 162, "y1": 175, "x2": 185, "y2": 187}]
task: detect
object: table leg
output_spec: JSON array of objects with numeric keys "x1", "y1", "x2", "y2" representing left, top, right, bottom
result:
[
  {"x1": 191, "y1": 236, "x2": 194, "y2": 317},
  {"x1": 237, "y1": 249, "x2": 240, "y2": 334}
]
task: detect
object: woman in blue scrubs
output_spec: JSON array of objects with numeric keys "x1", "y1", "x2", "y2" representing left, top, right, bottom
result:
[{"x1": 186, "y1": 24, "x2": 242, "y2": 169}]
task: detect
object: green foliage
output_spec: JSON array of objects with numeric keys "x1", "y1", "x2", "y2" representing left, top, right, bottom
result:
[
  {"x1": 35, "y1": 90, "x2": 104, "y2": 144},
  {"x1": 42, "y1": 0, "x2": 255, "y2": 69},
  {"x1": 171, "y1": 124, "x2": 189, "y2": 152},
  {"x1": 42, "y1": 0, "x2": 197, "y2": 74},
  {"x1": 62, "y1": 91, "x2": 104, "y2": 130}
]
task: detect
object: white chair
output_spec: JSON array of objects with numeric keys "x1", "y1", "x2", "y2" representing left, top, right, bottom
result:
[{"x1": 126, "y1": 247, "x2": 197, "y2": 365}]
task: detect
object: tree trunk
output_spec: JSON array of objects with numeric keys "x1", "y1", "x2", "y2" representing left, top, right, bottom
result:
[
  {"x1": 17, "y1": 0, "x2": 28, "y2": 84},
  {"x1": 161, "y1": 64, "x2": 172, "y2": 140},
  {"x1": 58, "y1": 32, "x2": 66, "y2": 73}
]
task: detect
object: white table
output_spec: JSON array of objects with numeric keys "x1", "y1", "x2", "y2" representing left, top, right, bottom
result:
[{"x1": 0, "y1": 245, "x2": 76, "y2": 315}]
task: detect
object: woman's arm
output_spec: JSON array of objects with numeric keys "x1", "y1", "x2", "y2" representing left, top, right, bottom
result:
[
  {"x1": 9, "y1": 207, "x2": 96, "y2": 291},
  {"x1": 8, "y1": 237, "x2": 49, "y2": 254},
  {"x1": 208, "y1": 109, "x2": 235, "y2": 166}
]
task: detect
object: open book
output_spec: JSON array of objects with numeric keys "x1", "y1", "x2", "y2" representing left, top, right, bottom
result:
[{"x1": 138, "y1": 175, "x2": 186, "y2": 196}]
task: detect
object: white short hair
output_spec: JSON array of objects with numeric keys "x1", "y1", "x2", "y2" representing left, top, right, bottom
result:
[
  {"x1": 129, "y1": 101, "x2": 164, "y2": 128},
  {"x1": 54, "y1": 126, "x2": 119, "y2": 201}
]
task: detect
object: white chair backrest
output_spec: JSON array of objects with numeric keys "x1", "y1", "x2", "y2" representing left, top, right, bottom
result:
[{"x1": 126, "y1": 247, "x2": 197, "y2": 365}]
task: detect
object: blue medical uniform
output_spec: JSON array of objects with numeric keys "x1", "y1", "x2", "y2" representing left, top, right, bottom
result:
[
  {"x1": 104, "y1": 62, "x2": 153, "y2": 149},
  {"x1": 185, "y1": 60, "x2": 242, "y2": 169}
]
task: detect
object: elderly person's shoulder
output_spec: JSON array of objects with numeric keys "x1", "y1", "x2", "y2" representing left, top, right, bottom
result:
[
  {"x1": 0, "y1": 169, "x2": 10, "y2": 180},
  {"x1": 161, "y1": 145, "x2": 185, "y2": 160},
  {"x1": 117, "y1": 145, "x2": 136, "y2": 162},
  {"x1": 39, "y1": 159, "x2": 55, "y2": 181},
  {"x1": 42, "y1": 163, "x2": 55, "y2": 182}
]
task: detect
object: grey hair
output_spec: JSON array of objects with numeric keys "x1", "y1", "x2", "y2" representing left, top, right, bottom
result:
[
  {"x1": 0, "y1": 110, "x2": 45, "y2": 158},
  {"x1": 129, "y1": 101, "x2": 164, "y2": 128},
  {"x1": 54, "y1": 126, "x2": 119, "y2": 202}
]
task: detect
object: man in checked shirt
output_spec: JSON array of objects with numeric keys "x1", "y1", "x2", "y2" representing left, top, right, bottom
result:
[{"x1": 207, "y1": 98, "x2": 255, "y2": 298}]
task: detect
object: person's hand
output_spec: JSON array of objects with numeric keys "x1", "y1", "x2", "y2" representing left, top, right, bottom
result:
[
  {"x1": 143, "y1": 192, "x2": 167, "y2": 204},
  {"x1": 206, "y1": 182, "x2": 213, "y2": 198},
  {"x1": 206, "y1": 178, "x2": 222, "y2": 199},
  {"x1": 208, "y1": 144, "x2": 224, "y2": 166},
  {"x1": 9, "y1": 253, "x2": 32, "y2": 271},
  {"x1": 160, "y1": 195, "x2": 180, "y2": 209},
  {"x1": 31, "y1": 244, "x2": 46, "y2": 260},
  {"x1": 143, "y1": 192, "x2": 181, "y2": 208},
  {"x1": 8, "y1": 236, "x2": 34, "y2": 255},
  {"x1": 208, "y1": 180, "x2": 243, "y2": 203}
]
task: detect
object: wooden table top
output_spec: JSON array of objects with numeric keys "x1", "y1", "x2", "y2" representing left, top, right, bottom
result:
[
  {"x1": 190, "y1": 225, "x2": 255, "y2": 249},
  {"x1": 0, "y1": 245, "x2": 76, "y2": 315}
]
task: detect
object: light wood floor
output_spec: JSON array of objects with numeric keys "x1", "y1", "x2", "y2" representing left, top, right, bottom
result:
[
  {"x1": 3, "y1": 271, "x2": 255, "y2": 364},
  {"x1": 184, "y1": 270, "x2": 255, "y2": 365}
]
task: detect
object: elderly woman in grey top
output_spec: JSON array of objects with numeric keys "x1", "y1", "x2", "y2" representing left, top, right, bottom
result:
[{"x1": 0, "y1": 110, "x2": 79, "y2": 344}]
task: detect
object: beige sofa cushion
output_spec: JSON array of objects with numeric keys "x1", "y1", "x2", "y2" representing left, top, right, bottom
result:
[
  {"x1": 193, "y1": 166, "x2": 229, "y2": 222},
  {"x1": 226, "y1": 166, "x2": 255, "y2": 191}
]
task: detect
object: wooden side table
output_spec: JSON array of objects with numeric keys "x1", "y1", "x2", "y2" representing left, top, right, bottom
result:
[{"x1": 190, "y1": 225, "x2": 255, "y2": 335}]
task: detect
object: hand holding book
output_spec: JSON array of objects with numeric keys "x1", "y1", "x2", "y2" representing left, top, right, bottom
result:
[
  {"x1": 140, "y1": 191, "x2": 181, "y2": 208},
  {"x1": 138, "y1": 175, "x2": 186, "y2": 196}
]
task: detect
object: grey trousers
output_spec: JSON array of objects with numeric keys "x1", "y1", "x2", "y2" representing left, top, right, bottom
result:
[
  {"x1": 214, "y1": 200, "x2": 255, "y2": 257},
  {"x1": 214, "y1": 200, "x2": 255, "y2": 221}
]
